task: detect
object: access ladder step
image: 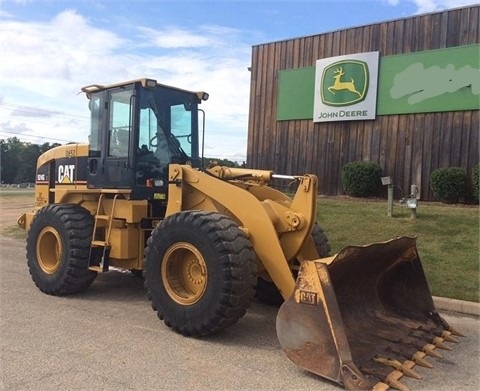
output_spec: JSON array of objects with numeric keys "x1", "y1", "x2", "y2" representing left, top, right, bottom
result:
[
  {"x1": 89, "y1": 265, "x2": 108, "y2": 272},
  {"x1": 92, "y1": 240, "x2": 110, "y2": 247},
  {"x1": 89, "y1": 244, "x2": 110, "y2": 272},
  {"x1": 94, "y1": 215, "x2": 110, "y2": 227}
]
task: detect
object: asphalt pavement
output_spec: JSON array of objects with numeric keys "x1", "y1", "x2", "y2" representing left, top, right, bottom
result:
[{"x1": 1, "y1": 235, "x2": 479, "y2": 391}]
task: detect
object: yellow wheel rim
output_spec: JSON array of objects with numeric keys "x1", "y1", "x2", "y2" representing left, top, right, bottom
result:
[
  {"x1": 36, "y1": 227, "x2": 63, "y2": 274},
  {"x1": 161, "y1": 242, "x2": 208, "y2": 305}
]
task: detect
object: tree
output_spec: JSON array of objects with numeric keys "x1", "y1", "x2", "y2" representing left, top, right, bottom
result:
[
  {"x1": 202, "y1": 157, "x2": 240, "y2": 168},
  {"x1": 0, "y1": 138, "x2": 60, "y2": 184},
  {"x1": 15, "y1": 143, "x2": 41, "y2": 183},
  {"x1": 0, "y1": 138, "x2": 239, "y2": 184},
  {"x1": 1, "y1": 137, "x2": 23, "y2": 183}
]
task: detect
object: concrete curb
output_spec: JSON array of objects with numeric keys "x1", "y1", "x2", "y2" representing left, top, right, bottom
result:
[{"x1": 433, "y1": 296, "x2": 480, "y2": 316}]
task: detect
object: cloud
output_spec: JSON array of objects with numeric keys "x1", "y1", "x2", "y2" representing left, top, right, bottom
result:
[
  {"x1": 138, "y1": 26, "x2": 214, "y2": 48},
  {"x1": 1, "y1": 10, "x2": 127, "y2": 93},
  {"x1": 0, "y1": 9, "x2": 253, "y2": 161},
  {"x1": 10, "y1": 105, "x2": 62, "y2": 118},
  {"x1": 386, "y1": 0, "x2": 480, "y2": 13},
  {"x1": 132, "y1": 24, "x2": 253, "y2": 160},
  {"x1": 412, "y1": 0, "x2": 480, "y2": 13}
]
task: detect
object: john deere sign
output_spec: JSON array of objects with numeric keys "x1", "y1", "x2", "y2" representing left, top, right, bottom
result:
[
  {"x1": 314, "y1": 52, "x2": 379, "y2": 122},
  {"x1": 276, "y1": 45, "x2": 479, "y2": 121},
  {"x1": 321, "y1": 60, "x2": 369, "y2": 106}
]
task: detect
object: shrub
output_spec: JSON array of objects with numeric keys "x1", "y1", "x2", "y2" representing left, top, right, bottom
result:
[
  {"x1": 341, "y1": 161, "x2": 382, "y2": 197},
  {"x1": 430, "y1": 167, "x2": 467, "y2": 204},
  {"x1": 472, "y1": 164, "x2": 479, "y2": 201}
]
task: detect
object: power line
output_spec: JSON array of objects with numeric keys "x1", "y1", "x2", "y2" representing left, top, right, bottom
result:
[
  {"x1": 0, "y1": 102, "x2": 89, "y2": 121},
  {"x1": 0, "y1": 102, "x2": 89, "y2": 139},
  {"x1": 0, "y1": 130, "x2": 82, "y2": 144},
  {"x1": 0, "y1": 116, "x2": 88, "y2": 132}
]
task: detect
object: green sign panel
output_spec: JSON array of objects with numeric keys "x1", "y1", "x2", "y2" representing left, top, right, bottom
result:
[
  {"x1": 277, "y1": 67, "x2": 315, "y2": 120},
  {"x1": 377, "y1": 45, "x2": 480, "y2": 114},
  {"x1": 276, "y1": 44, "x2": 480, "y2": 121}
]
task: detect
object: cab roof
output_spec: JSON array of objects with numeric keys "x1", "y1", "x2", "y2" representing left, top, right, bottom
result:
[{"x1": 80, "y1": 78, "x2": 208, "y2": 101}]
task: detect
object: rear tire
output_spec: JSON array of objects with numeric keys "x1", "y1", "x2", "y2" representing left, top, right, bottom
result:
[
  {"x1": 26, "y1": 204, "x2": 97, "y2": 295},
  {"x1": 256, "y1": 222, "x2": 330, "y2": 306},
  {"x1": 143, "y1": 211, "x2": 257, "y2": 336}
]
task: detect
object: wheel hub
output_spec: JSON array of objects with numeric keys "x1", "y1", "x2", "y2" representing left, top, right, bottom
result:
[
  {"x1": 36, "y1": 227, "x2": 62, "y2": 274},
  {"x1": 161, "y1": 242, "x2": 207, "y2": 305}
]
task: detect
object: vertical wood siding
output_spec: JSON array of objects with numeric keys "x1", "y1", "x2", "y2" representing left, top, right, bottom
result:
[{"x1": 247, "y1": 6, "x2": 479, "y2": 200}]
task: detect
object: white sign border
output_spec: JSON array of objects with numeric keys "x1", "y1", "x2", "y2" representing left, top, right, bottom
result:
[{"x1": 313, "y1": 52, "x2": 379, "y2": 123}]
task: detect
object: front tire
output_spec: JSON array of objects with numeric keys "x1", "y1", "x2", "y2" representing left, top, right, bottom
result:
[
  {"x1": 143, "y1": 211, "x2": 257, "y2": 336},
  {"x1": 26, "y1": 204, "x2": 96, "y2": 295}
]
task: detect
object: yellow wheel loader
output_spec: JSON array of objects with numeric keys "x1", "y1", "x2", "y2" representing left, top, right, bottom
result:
[{"x1": 18, "y1": 78, "x2": 463, "y2": 391}]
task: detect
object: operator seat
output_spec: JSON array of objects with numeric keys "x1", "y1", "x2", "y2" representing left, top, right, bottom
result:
[{"x1": 112, "y1": 128, "x2": 129, "y2": 156}]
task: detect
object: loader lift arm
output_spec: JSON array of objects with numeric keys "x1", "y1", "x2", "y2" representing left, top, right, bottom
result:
[{"x1": 165, "y1": 163, "x2": 320, "y2": 300}]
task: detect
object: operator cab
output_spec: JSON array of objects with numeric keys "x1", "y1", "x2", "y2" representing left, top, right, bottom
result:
[{"x1": 83, "y1": 79, "x2": 208, "y2": 205}]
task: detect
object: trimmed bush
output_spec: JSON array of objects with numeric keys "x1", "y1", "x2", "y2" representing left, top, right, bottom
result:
[
  {"x1": 430, "y1": 167, "x2": 467, "y2": 204},
  {"x1": 341, "y1": 161, "x2": 382, "y2": 197},
  {"x1": 472, "y1": 164, "x2": 479, "y2": 201}
]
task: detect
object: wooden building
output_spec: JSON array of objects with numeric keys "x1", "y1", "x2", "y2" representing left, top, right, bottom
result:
[{"x1": 247, "y1": 5, "x2": 479, "y2": 201}]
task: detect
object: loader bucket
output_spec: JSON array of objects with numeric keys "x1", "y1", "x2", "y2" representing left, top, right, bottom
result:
[{"x1": 276, "y1": 237, "x2": 463, "y2": 391}]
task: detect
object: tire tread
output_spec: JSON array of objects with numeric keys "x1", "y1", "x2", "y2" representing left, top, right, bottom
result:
[
  {"x1": 26, "y1": 204, "x2": 96, "y2": 295},
  {"x1": 144, "y1": 211, "x2": 256, "y2": 336}
]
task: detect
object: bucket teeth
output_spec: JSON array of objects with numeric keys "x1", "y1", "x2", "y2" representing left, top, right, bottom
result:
[
  {"x1": 449, "y1": 327, "x2": 466, "y2": 337},
  {"x1": 372, "y1": 382, "x2": 390, "y2": 391},
  {"x1": 374, "y1": 356, "x2": 422, "y2": 380},
  {"x1": 360, "y1": 367, "x2": 410, "y2": 391},
  {"x1": 402, "y1": 360, "x2": 421, "y2": 379},
  {"x1": 441, "y1": 331, "x2": 459, "y2": 343},
  {"x1": 421, "y1": 343, "x2": 443, "y2": 359},
  {"x1": 408, "y1": 331, "x2": 451, "y2": 351},
  {"x1": 379, "y1": 335, "x2": 443, "y2": 360},
  {"x1": 385, "y1": 370, "x2": 410, "y2": 391},
  {"x1": 386, "y1": 346, "x2": 433, "y2": 369},
  {"x1": 412, "y1": 351, "x2": 433, "y2": 368},
  {"x1": 432, "y1": 336, "x2": 452, "y2": 350}
]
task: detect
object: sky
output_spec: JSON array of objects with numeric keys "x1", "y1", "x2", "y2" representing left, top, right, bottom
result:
[{"x1": 0, "y1": 0, "x2": 478, "y2": 163}]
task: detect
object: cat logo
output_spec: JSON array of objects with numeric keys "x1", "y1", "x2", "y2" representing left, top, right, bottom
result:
[
  {"x1": 321, "y1": 60, "x2": 369, "y2": 106},
  {"x1": 58, "y1": 164, "x2": 75, "y2": 183}
]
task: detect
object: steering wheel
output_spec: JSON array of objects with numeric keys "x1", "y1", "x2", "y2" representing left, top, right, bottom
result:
[{"x1": 149, "y1": 134, "x2": 159, "y2": 148}]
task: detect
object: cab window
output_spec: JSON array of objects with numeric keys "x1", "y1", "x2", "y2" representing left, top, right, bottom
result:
[{"x1": 108, "y1": 90, "x2": 133, "y2": 157}]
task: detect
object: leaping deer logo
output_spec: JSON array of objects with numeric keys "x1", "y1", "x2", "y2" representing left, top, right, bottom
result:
[{"x1": 328, "y1": 67, "x2": 362, "y2": 97}]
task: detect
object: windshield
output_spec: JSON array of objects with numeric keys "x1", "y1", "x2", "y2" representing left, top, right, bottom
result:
[
  {"x1": 138, "y1": 87, "x2": 198, "y2": 164},
  {"x1": 135, "y1": 85, "x2": 200, "y2": 185}
]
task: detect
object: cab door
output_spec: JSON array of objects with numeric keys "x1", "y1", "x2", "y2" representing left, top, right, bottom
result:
[{"x1": 102, "y1": 88, "x2": 136, "y2": 188}]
